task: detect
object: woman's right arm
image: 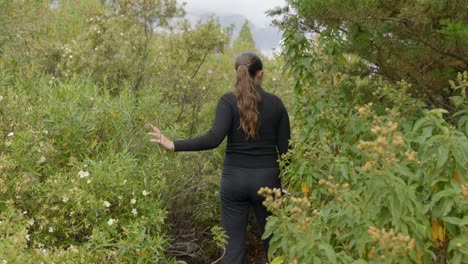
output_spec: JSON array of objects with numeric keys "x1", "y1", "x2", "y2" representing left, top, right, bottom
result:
[{"x1": 173, "y1": 95, "x2": 232, "y2": 151}]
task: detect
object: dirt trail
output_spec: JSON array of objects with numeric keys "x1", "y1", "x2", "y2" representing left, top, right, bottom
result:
[{"x1": 245, "y1": 225, "x2": 268, "y2": 264}]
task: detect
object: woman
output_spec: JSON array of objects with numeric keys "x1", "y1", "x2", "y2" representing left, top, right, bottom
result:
[{"x1": 148, "y1": 51, "x2": 290, "y2": 263}]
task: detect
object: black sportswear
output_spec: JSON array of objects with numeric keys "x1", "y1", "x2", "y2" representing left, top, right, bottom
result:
[{"x1": 173, "y1": 88, "x2": 290, "y2": 167}]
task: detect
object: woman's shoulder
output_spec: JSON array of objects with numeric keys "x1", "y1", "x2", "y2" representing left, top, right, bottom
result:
[
  {"x1": 218, "y1": 92, "x2": 236, "y2": 107},
  {"x1": 220, "y1": 91, "x2": 235, "y2": 102},
  {"x1": 261, "y1": 89, "x2": 285, "y2": 106}
]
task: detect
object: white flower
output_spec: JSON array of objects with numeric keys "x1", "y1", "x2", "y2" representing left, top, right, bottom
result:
[
  {"x1": 43, "y1": 130, "x2": 48, "y2": 134},
  {"x1": 103, "y1": 201, "x2": 111, "y2": 208},
  {"x1": 130, "y1": 198, "x2": 136, "y2": 204},
  {"x1": 120, "y1": 32, "x2": 124, "y2": 36},
  {"x1": 78, "y1": 170, "x2": 89, "y2": 178},
  {"x1": 28, "y1": 219, "x2": 35, "y2": 226},
  {"x1": 62, "y1": 196, "x2": 69, "y2": 203},
  {"x1": 48, "y1": 227, "x2": 53, "y2": 233},
  {"x1": 87, "y1": 179, "x2": 91, "y2": 184},
  {"x1": 69, "y1": 55, "x2": 73, "y2": 59},
  {"x1": 25, "y1": 234, "x2": 30, "y2": 241},
  {"x1": 39, "y1": 156, "x2": 46, "y2": 163},
  {"x1": 107, "y1": 218, "x2": 116, "y2": 226},
  {"x1": 132, "y1": 208, "x2": 138, "y2": 216},
  {"x1": 0, "y1": 95, "x2": 3, "y2": 101},
  {"x1": 69, "y1": 245, "x2": 78, "y2": 253},
  {"x1": 142, "y1": 190, "x2": 149, "y2": 196},
  {"x1": 3, "y1": 260, "x2": 7, "y2": 264},
  {"x1": 7, "y1": 132, "x2": 14, "y2": 137}
]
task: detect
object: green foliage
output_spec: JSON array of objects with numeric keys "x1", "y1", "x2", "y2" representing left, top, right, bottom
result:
[
  {"x1": 56, "y1": 12, "x2": 145, "y2": 91},
  {"x1": 0, "y1": 2, "x2": 281, "y2": 263},
  {"x1": 259, "y1": 28, "x2": 468, "y2": 263},
  {"x1": 151, "y1": 18, "x2": 232, "y2": 134},
  {"x1": 0, "y1": 75, "x2": 173, "y2": 262},
  {"x1": 115, "y1": 0, "x2": 184, "y2": 28},
  {"x1": 55, "y1": 0, "x2": 185, "y2": 92},
  {"x1": 270, "y1": 0, "x2": 468, "y2": 109},
  {"x1": 211, "y1": 225, "x2": 228, "y2": 251},
  {"x1": 0, "y1": 0, "x2": 103, "y2": 76}
]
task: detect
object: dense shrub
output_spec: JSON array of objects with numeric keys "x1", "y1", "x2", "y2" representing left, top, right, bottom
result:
[
  {"x1": 260, "y1": 29, "x2": 467, "y2": 263},
  {"x1": 0, "y1": 75, "x2": 173, "y2": 262}
]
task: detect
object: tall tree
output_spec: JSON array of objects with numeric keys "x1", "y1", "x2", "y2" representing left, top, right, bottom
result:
[
  {"x1": 233, "y1": 19, "x2": 257, "y2": 52},
  {"x1": 114, "y1": 0, "x2": 185, "y2": 91},
  {"x1": 270, "y1": 0, "x2": 467, "y2": 109}
]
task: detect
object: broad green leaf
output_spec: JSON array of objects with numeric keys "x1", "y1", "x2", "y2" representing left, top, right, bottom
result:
[
  {"x1": 413, "y1": 117, "x2": 429, "y2": 133},
  {"x1": 436, "y1": 145, "x2": 449, "y2": 169},
  {"x1": 443, "y1": 216, "x2": 462, "y2": 226},
  {"x1": 390, "y1": 193, "x2": 402, "y2": 225},
  {"x1": 428, "y1": 189, "x2": 458, "y2": 208},
  {"x1": 397, "y1": 165, "x2": 416, "y2": 179},
  {"x1": 318, "y1": 243, "x2": 337, "y2": 264},
  {"x1": 271, "y1": 256, "x2": 284, "y2": 264},
  {"x1": 460, "y1": 216, "x2": 468, "y2": 226},
  {"x1": 447, "y1": 237, "x2": 468, "y2": 252}
]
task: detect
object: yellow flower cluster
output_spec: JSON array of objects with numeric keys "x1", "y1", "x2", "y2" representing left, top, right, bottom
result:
[
  {"x1": 367, "y1": 226, "x2": 415, "y2": 260},
  {"x1": 355, "y1": 102, "x2": 374, "y2": 117},
  {"x1": 358, "y1": 120, "x2": 414, "y2": 171},
  {"x1": 318, "y1": 176, "x2": 337, "y2": 194},
  {"x1": 448, "y1": 71, "x2": 468, "y2": 90},
  {"x1": 404, "y1": 150, "x2": 417, "y2": 161},
  {"x1": 258, "y1": 187, "x2": 282, "y2": 200},
  {"x1": 258, "y1": 187, "x2": 283, "y2": 210},
  {"x1": 318, "y1": 176, "x2": 348, "y2": 201},
  {"x1": 290, "y1": 196, "x2": 312, "y2": 208},
  {"x1": 258, "y1": 187, "x2": 316, "y2": 221}
]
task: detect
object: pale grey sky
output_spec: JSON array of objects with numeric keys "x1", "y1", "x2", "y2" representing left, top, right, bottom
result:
[{"x1": 183, "y1": 0, "x2": 286, "y2": 28}]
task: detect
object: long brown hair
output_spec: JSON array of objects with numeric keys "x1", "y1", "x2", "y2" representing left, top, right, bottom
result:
[{"x1": 234, "y1": 51, "x2": 263, "y2": 140}]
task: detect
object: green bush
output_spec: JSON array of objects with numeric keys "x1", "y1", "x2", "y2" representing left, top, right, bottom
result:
[
  {"x1": 259, "y1": 30, "x2": 467, "y2": 264},
  {"x1": 0, "y1": 75, "x2": 174, "y2": 262}
]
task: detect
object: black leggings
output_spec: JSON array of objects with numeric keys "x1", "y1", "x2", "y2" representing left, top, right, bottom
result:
[{"x1": 220, "y1": 166, "x2": 281, "y2": 264}]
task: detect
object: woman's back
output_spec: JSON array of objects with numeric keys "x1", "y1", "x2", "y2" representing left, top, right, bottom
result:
[
  {"x1": 173, "y1": 88, "x2": 289, "y2": 168},
  {"x1": 223, "y1": 89, "x2": 289, "y2": 168}
]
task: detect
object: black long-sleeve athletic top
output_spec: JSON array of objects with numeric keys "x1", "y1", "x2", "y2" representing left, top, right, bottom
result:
[{"x1": 174, "y1": 87, "x2": 290, "y2": 168}]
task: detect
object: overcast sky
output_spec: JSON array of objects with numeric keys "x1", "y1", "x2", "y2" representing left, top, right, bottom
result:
[{"x1": 183, "y1": 0, "x2": 286, "y2": 28}]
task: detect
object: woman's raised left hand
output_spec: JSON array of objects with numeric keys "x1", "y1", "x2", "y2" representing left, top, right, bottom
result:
[{"x1": 148, "y1": 124, "x2": 174, "y2": 151}]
